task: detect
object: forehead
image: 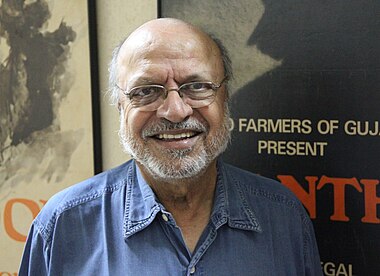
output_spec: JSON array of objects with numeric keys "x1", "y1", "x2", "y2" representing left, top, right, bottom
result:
[{"x1": 117, "y1": 25, "x2": 224, "y2": 83}]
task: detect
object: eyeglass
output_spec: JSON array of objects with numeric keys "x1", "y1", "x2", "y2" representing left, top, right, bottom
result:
[{"x1": 116, "y1": 76, "x2": 228, "y2": 111}]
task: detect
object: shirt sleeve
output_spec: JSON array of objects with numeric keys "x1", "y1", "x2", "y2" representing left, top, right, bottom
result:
[{"x1": 19, "y1": 221, "x2": 50, "y2": 276}]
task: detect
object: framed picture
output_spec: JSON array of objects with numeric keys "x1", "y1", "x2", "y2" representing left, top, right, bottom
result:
[
  {"x1": 0, "y1": 0, "x2": 101, "y2": 272},
  {"x1": 159, "y1": 1, "x2": 380, "y2": 275}
]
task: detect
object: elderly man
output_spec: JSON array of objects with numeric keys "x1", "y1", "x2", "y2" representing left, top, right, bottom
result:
[{"x1": 20, "y1": 18, "x2": 322, "y2": 275}]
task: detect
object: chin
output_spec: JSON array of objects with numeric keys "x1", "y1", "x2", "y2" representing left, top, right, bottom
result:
[{"x1": 140, "y1": 147, "x2": 212, "y2": 181}]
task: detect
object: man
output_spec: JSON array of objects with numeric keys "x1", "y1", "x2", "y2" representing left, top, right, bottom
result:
[{"x1": 20, "y1": 18, "x2": 322, "y2": 275}]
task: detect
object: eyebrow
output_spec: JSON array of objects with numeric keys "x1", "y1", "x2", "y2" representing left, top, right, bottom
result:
[
  {"x1": 181, "y1": 74, "x2": 209, "y2": 83},
  {"x1": 129, "y1": 77, "x2": 157, "y2": 87},
  {"x1": 130, "y1": 73, "x2": 211, "y2": 88}
]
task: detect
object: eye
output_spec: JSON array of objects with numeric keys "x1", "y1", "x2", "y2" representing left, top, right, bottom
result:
[
  {"x1": 183, "y1": 82, "x2": 213, "y2": 92},
  {"x1": 129, "y1": 85, "x2": 163, "y2": 98}
]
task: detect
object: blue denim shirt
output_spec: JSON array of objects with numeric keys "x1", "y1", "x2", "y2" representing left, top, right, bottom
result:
[{"x1": 19, "y1": 160, "x2": 322, "y2": 275}]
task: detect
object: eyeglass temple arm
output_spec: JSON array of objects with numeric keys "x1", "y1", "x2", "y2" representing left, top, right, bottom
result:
[{"x1": 213, "y1": 76, "x2": 229, "y2": 89}]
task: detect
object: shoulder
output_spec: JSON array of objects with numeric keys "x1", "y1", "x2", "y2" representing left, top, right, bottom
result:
[
  {"x1": 220, "y1": 162, "x2": 321, "y2": 270},
  {"x1": 33, "y1": 160, "x2": 134, "y2": 241},
  {"x1": 221, "y1": 161, "x2": 314, "y2": 234},
  {"x1": 222, "y1": 162, "x2": 296, "y2": 199},
  {"x1": 221, "y1": 161, "x2": 306, "y2": 215}
]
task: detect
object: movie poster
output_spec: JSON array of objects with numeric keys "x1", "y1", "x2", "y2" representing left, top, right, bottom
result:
[
  {"x1": 161, "y1": 1, "x2": 380, "y2": 275},
  {"x1": 0, "y1": 0, "x2": 94, "y2": 273}
]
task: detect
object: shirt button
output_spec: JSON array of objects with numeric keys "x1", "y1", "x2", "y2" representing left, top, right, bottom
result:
[
  {"x1": 162, "y1": 213, "x2": 169, "y2": 222},
  {"x1": 190, "y1": 266, "x2": 196, "y2": 274}
]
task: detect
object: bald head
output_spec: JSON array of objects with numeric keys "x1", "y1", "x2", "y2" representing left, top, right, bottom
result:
[
  {"x1": 123, "y1": 18, "x2": 214, "y2": 50},
  {"x1": 108, "y1": 18, "x2": 232, "y2": 105},
  {"x1": 121, "y1": 18, "x2": 218, "y2": 56}
]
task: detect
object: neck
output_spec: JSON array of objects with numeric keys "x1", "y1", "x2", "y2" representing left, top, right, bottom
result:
[
  {"x1": 137, "y1": 160, "x2": 218, "y2": 253},
  {"x1": 137, "y1": 160, "x2": 218, "y2": 213}
]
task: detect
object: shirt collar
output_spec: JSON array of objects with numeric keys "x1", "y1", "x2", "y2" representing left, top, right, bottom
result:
[
  {"x1": 211, "y1": 160, "x2": 262, "y2": 232},
  {"x1": 123, "y1": 162, "x2": 162, "y2": 239},
  {"x1": 123, "y1": 159, "x2": 261, "y2": 239}
]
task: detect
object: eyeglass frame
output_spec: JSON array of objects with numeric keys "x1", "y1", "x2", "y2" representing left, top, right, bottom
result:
[{"x1": 116, "y1": 76, "x2": 229, "y2": 110}]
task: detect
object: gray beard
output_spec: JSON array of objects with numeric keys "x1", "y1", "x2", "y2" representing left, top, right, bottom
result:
[{"x1": 118, "y1": 107, "x2": 231, "y2": 181}]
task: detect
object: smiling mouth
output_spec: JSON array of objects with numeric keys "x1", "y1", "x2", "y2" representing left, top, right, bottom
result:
[{"x1": 154, "y1": 131, "x2": 199, "y2": 140}]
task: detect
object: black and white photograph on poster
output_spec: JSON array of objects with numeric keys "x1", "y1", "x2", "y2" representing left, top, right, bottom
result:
[
  {"x1": 0, "y1": 0, "x2": 97, "y2": 272},
  {"x1": 0, "y1": 0, "x2": 78, "y2": 182},
  {"x1": 160, "y1": 0, "x2": 380, "y2": 275}
]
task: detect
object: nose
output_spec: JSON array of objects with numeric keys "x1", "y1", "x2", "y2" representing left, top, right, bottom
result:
[{"x1": 156, "y1": 90, "x2": 193, "y2": 122}]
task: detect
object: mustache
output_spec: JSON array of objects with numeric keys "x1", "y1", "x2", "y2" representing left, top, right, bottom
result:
[{"x1": 142, "y1": 118, "x2": 208, "y2": 138}]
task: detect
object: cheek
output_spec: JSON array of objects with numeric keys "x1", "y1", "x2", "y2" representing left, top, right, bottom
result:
[
  {"x1": 211, "y1": 110, "x2": 226, "y2": 132},
  {"x1": 122, "y1": 107, "x2": 153, "y2": 137},
  {"x1": 210, "y1": 96, "x2": 228, "y2": 126},
  {"x1": 199, "y1": 105, "x2": 226, "y2": 135},
  {"x1": 121, "y1": 107, "x2": 138, "y2": 135}
]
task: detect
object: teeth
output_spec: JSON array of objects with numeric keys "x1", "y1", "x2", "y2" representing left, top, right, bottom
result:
[{"x1": 157, "y1": 132, "x2": 195, "y2": 140}]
